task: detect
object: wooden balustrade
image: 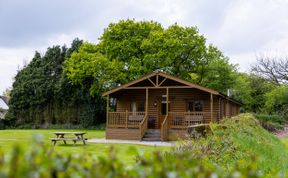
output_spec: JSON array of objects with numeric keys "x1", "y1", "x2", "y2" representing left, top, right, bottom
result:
[
  {"x1": 139, "y1": 114, "x2": 148, "y2": 140},
  {"x1": 168, "y1": 112, "x2": 212, "y2": 129},
  {"x1": 107, "y1": 111, "x2": 145, "y2": 128},
  {"x1": 161, "y1": 115, "x2": 169, "y2": 141}
]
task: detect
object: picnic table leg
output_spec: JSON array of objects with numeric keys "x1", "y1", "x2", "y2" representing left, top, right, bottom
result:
[
  {"x1": 80, "y1": 135, "x2": 86, "y2": 145},
  {"x1": 60, "y1": 134, "x2": 66, "y2": 144},
  {"x1": 53, "y1": 140, "x2": 56, "y2": 146}
]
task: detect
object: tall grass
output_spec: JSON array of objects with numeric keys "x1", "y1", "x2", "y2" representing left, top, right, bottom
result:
[{"x1": 173, "y1": 113, "x2": 288, "y2": 176}]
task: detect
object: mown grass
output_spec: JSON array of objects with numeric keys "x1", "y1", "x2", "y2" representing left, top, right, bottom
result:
[{"x1": 0, "y1": 129, "x2": 169, "y2": 164}]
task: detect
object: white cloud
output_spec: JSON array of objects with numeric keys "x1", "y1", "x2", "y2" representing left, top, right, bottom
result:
[{"x1": 1, "y1": 0, "x2": 288, "y2": 94}]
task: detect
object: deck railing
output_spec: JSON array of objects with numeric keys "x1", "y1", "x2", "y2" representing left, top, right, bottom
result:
[
  {"x1": 139, "y1": 114, "x2": 148, "y2": 140},
  {"x1": 107, "y1": 111, "x2": 145, "y2": 128},
  {"x1": 168, "y1": 112, "x2": 210, "y2": 129},
  {"x1": 161, "y1": 115, "x2": 169, "y2": 141}
]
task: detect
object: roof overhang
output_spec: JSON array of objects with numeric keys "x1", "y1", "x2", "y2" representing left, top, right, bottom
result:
[{"x1": 102, "y1": 71, "x2": 219, "y2": 96}]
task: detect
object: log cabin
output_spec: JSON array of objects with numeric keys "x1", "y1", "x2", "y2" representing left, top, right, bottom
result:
[{"x1": 102, "y1": 71, "x2": 241, "y2": 141}]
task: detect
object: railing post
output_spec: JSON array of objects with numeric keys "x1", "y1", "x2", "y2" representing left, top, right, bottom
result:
[
  {"x1": 126, "y1": 110, "x2": 128, "y2": 128},
  {"x1": 210, "y1": 93, "x2": 213, "y2": 122},
  {"x1": 106, "y1": 95, "x2": 109, "y2": 128}
]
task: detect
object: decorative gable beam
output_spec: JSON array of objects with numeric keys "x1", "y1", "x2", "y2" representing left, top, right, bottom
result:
[
  {"x1": 148, "y1": 78, "x2": 156, "y2": 87},
  {"x1": 158, "y1": 77, "x2": 167, "y2": 87}
]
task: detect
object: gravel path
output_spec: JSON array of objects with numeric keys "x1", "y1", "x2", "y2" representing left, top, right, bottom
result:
[
  {"x1": 87, "y1": 138, "x2": 175, "y2": 146},
  {"x1": 275, "y1": 125, "x2": 288, "y2": 138}
]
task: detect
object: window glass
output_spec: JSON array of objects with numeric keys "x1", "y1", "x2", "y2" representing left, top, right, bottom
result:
[
  {"x1": 187, "y1": 101, "x2": 193, "y2": 112},
  {"x1": 194, "y1": 101, "x2": 202, "y2": 111},
  {"x1": 161, "y1": 103, "x2": 170, "y2": 115},
  {"x1": 131, "y1": 102, "x2": 137, "y2": 113},
  {"x1": 161, "y1": 95, "x2": 170, "y2": 115},
  {"x1": 137, "y1": 101, "x2": 145, "y2": 112}
]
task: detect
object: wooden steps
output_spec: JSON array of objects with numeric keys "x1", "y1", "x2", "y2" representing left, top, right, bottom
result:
[{"x1": 142, "y1": 129, "x2": 161, "y2": 141}]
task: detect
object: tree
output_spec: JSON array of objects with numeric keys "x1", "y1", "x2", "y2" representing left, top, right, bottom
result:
[
  {"x1": 65, "y1": 19, "x2": 236, "y2": 96},
  {"x1": 8, "y1": 38, "x2": 106, "y2": 126},
  {"x1": 2, "y1": 87, "x2": 11, "y2": 99},
  {"x1": 264, "y1": 85, "x2": 288, "y2": 118},
  {"x1": 251, "y1": 55, "x2": 288, "y2": 85}
]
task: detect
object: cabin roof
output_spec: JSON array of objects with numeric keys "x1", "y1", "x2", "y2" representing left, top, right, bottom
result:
[{"x1": 102, "y1": 71, "x2": 241, "y2": 105}]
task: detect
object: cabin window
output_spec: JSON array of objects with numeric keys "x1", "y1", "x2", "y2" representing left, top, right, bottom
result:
[
  {"x1": 187, "y1": 101, "x2": 193, "y2": 112},
  {"x1": 110, "y1": 98, "x2": 117, "y2": 112},
  {"x1": 186, "y1": 100, "x2": 203, "y2": 112},
  {"x1": 161, "y1": 95, "x2": 170, "y2": 115},
  {"x1": 131, "y1": 102, "x2": 137, "y2": 113},
  {"x1": 194, "y1": 100, "x2": 203, "y2": 111},
  {"x1": 137, "y1": 101, "x2": 145, "y2": 112},
  {"x1": 130, "y1": 101, "x2": 145, "y2": 112}
]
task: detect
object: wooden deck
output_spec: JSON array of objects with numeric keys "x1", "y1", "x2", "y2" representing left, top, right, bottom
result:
[{"x1": 106, "y1": 111, "x2": 211, "y2": 141}]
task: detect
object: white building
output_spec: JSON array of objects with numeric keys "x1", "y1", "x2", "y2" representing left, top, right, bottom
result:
[{"x1": 0, "y1": 96, "x2": 9, "y2": 119}]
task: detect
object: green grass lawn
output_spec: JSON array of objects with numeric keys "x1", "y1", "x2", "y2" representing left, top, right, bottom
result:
[
  {"x1": 281, "y1": 137, "x2": 288, "y2": 147},
  {"x1": 0, "y1": 129, "x2": 170, "y2": 164}
]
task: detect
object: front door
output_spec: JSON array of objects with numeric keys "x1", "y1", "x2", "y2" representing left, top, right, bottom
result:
[{"x1": 157, "y1": 95, "x2": 170, "y2": 129}]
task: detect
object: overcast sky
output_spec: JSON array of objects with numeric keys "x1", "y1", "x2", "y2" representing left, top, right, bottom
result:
[{"x1": 1, "y1": 0, "x2": 288, "y2": 94}]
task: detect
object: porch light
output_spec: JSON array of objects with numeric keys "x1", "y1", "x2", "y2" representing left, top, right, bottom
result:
[{"x1": 153, "y1": 100, "x2": 157, "y2": 107}]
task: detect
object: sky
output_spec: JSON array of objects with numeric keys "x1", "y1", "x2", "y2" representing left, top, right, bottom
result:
[{"x1": 1, "y1": 0, "x2": 288, "y2": 94}]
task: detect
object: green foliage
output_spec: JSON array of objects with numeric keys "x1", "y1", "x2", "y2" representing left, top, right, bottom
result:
[
  {"x1": 0, "y1": 134, "x2": 281, "y2": 177},
  {"x1": 65, "y1": 19, "x2": 237, "y2": 95},
  {"x1": 8, "y1": 38, "x2": 106, "y2": 127},
  {"x1": 264, "y1": 85, "x2": 288, "y2": 118},
  {"x1": 0, "y1": 116, "x2": 287, "y2": 177},
  {"x1": 174, "y1": 113, "x2": 288, "y2": 175},
  {"x1": 254, "y1": 114, "x2": 285, "y2": 125},
  {"x1": 232, "y1": 74, "x2": 275, "y2": 113}
]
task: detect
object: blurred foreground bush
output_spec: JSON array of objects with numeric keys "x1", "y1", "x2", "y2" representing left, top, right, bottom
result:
[{"x1": 0, "y1": 134, "x2": 283, "y2": 177}]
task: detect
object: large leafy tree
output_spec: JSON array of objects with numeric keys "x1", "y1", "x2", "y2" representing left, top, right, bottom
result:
[{"x1": 65, "y1": 20, "x2": 237, "y2": 95}]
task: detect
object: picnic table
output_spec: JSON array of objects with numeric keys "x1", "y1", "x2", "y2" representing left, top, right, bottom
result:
[{"x1": 50, "y1": 132, "x2": 87, "y2": 146}]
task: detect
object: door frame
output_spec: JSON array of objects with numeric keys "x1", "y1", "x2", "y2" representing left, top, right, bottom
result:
[{"x1": 157, "y1": 96, "x2": 171, "y2": 129}]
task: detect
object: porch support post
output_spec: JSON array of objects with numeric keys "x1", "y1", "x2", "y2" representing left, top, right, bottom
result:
[
  {"x1": 166, "y1": 88, "x2": 169, "y2": 115},
  {"x1": 156, "y1": 74, "x2": 159, "y2": 86},
  {"x1": 145, "y1": 88, "x2": 148, "y2": 114},
  {"x1": 106, "y1": 95, "x2": 109, "y2": 127},
  {"x1": 210, "y1": 93, "x2": 213, "y2": 122},
  {"x1": 126, "y1": 110, "x2": 128, "y2": 128}
]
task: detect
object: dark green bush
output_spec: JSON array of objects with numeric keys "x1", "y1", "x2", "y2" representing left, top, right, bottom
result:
[
  {"x1": 254, "y1": 114, "x2": 285, "y2": 124},
  {"x1": 254, "y1": 114, "x2": 285, "y2": 131}
]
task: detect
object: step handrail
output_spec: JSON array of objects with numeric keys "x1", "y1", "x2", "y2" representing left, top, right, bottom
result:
[
  {"x1": 139, "y1": 114, "x2": 148, "y2": 140},
  {"x1": 161, "y1": 115, "x2": 169, "y2": 141}
]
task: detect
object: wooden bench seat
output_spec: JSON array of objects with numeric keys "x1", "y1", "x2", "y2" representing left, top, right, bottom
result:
[{"x1": 185, "y1": 115, "x2": 203, "y2": 126}]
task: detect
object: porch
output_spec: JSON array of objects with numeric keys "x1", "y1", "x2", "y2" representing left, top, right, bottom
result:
[{"x1": 106, "y1": 111, "x2": 217, "y2": 141}]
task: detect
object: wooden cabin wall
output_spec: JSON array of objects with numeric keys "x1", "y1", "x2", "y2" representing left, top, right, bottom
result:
[
  {"x1": 113, "y1": 88, "x2": 242, "y2": 124},
  {"x1": 169, "y1": 88, "x2": 219, "y2": 123},
  {"x1": 114, "y1": 88, "x2": 221, "y2": 124},
  {"x1": 221, "y1": 99, "x2": 241, "y2": 118},
  {"x1": 115, "y1": 89, "x2": 146, "y2": 112},
  {"x1": 106, "y1": 128, "x2": 140, "y2": 140}
]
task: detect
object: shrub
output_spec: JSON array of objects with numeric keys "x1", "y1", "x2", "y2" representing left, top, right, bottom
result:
[
  {"x1": 254, "y1": 114, "x2": 285, "y2": 125},
  {"x1": 254, "y1": 114, "x2": 285, "y2": 131},
  {"x1": 173, "y1": 113, "x2": 288, "y2": 176},
  {"x1": 0, "y1": 136, "x2": 278, "y2": 178}
]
